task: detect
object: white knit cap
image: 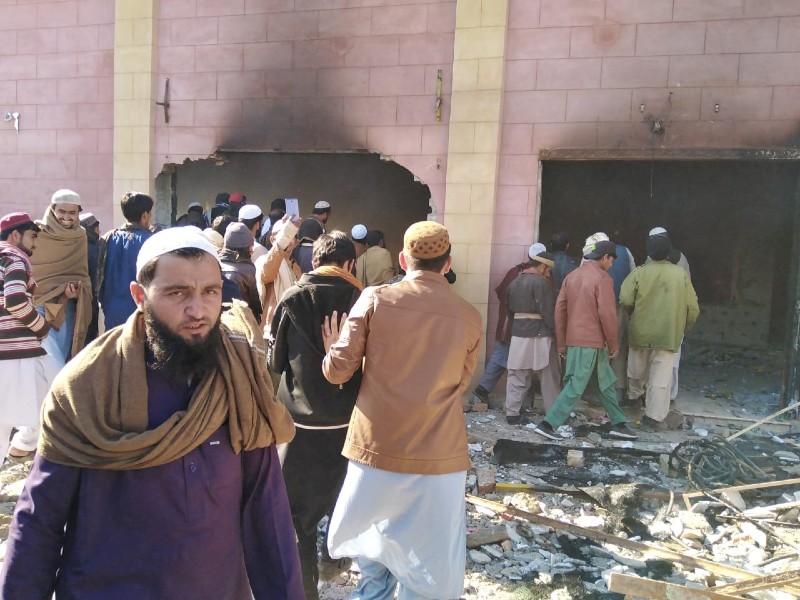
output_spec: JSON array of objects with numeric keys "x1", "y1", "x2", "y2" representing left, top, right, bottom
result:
[
  {"x1": 649, "y1": 226, "x2": 668, "y2": 237},
  {"x1": 314, "y1": 200, "x2": 331, "y2": 210},
  {"x1": 528, "y1": 242, "x2": 547, "y2": 259},
  {"x1": 239, "y1": 204, "x2": 263, "y2": 220},
  {"x1": 582, "y1": 232, "x2": 609, "y2": 256},
  {"x1": 136, "y1": 227, "x2": 218, "y2": 278},
  {"x1": 351, "y1": 224, "x2": 368, "y2": 241},
  {"x1": 51, "y1": 189, "x2": 81, "y2": 205}
]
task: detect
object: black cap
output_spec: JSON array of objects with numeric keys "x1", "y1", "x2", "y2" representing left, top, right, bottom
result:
[{"x1": 584, "y1": 240, "x2": 617, "y2": 260}]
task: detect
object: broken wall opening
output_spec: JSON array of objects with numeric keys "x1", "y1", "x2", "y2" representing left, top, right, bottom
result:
[
  {"x1": 538, "y1": 158, "x2": 800, "y2": 349},
  {"x1": 156, "y1": 151, "x2": 432, "y2": 260}
]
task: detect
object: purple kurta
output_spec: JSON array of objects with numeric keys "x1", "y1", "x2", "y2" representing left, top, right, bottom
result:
[{"x1": 0, "y1": 367, "x2": 304, "y2": 600}]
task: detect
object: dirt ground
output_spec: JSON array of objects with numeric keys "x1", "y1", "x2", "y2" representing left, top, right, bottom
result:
[{"x1": 1, "y1": 341, "x2": 799, "y2": 599}]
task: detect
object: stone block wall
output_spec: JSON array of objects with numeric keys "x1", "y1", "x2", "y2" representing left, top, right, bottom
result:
[{"x1": 0, "y1": 0, "x2": 114, "y2": 227}]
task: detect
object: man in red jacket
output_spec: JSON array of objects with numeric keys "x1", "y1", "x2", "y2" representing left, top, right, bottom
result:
[{"x1": 532, "y1": 239, "x2": 637, "y2": 441}]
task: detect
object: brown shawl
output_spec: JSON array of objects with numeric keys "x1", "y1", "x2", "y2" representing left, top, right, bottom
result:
[
  {"x1": 30, "y1": 207, "x2": 92, "y2": 357},
  {"x1": 38, "y1": 300, "x2": 296, "y2": 469}
]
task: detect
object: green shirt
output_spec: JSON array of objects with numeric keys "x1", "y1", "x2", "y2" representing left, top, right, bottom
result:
[{"x1": 619, "y1": 260, "x2": 699, "y2": 352}]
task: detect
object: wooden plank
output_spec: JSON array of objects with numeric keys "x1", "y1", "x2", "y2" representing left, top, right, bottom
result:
[
  {"x1": 609, "y1": 573, "x2": 744, "y2": 599},
  {"x1": 726, "y1": 401, "x2": 800, "y2": 442},
  {"x1": 713, "y1": 569, "x2": 800, "y2": 594},
  {"x1": 678, "y1": 477, "x2": 800, "y2": 500}
]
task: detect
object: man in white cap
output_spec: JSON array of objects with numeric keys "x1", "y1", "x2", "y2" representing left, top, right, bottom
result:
[
  {"x1": 238, "y1": 203, "x2": 268, "y2": 261},
  {"x1": 354, "y1": 228, "x2": 396, "y2": 287},
  {"x1": 30, "y1": 190, "x2": 93, "y2": 368},
  {"x1": 504, "y1": 243, "x2": 561, "y2": 424},
  {"x1": 621, "y1": 234, "x2": 699, "y2": 429},
  {"x1": 322, "y1": 221, "x2": 481, "y2": 600},
  {"x1": 0, "y1": 227, "x2": 303, "y2": 599},
  {"x1": 582, "y1": 232, "x2": 637, "y2": 406},
  {"x1": 308, "y1": 200, "x2": 331, "y2": 237},
  {"x1": 648, "y1": 226, "x2": 691, "y2": 278},
  {"x1": 647, "y1": 226, "x2": 691, "y2": 403},
  {"x1": 351, "y1": 224, "x2": 368, "y2": 259}
]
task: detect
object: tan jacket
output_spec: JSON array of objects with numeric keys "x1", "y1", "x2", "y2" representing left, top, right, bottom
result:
[
  {"x1": 354, "y1": 246, "x2": 395, "y2": 287},
  {"x1": 555, "y1": 260, "x2": 618, "y2": 354},
  {"x1": 323, "y1": 270, "x2": 482, "y2": 475}
]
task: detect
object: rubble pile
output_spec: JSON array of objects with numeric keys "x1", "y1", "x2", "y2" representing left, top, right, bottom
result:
[{"x1": 461, "y1": 410, "x2": 800, "y2": 599}]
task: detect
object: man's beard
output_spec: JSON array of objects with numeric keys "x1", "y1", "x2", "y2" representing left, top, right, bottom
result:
[{"x1": 144, "y1": 308, "x2": 224, "y2": 382}]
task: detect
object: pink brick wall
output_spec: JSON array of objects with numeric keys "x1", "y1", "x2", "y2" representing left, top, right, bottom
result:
[
  {"x1": 155, "y1": 0, "x2": 456, "y2": 214},
  {"x1": 488, "y1": 0, "x2": 800, "y2": 344},
  {"x1": 0, "y1": 0, "x2": 114, "y2": 228}
]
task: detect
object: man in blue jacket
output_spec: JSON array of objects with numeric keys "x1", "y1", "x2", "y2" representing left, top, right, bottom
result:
[{"x1": 97, "y1": 191, "x2": 154, "y2": 330}]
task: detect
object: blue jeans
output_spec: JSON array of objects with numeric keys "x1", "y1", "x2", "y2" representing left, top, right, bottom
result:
[
  {"x1": 352, "y1": 558, "x2": 431, "y2": 600},
  {"x1": 36, "y1": 299, "x2": 75, "y2": 366},
  {"x1": 477, "y1": 341, "x2": 509, "y2": 392}
]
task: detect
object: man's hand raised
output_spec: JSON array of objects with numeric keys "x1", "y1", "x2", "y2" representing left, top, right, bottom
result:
[{"x1": 322, "y1": 310, "x2": 347, "y2": 353}]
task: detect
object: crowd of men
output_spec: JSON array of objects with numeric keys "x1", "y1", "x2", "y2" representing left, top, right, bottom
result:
[
  {"x1": 0, "y1": 187, "x2": 698, "y2": 599},
  {"x1": 475, "y1": 228, "x2": 699, "y2": 439}
]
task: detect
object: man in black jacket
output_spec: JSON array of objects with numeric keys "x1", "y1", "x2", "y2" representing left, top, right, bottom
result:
[{"x1": 268, "y1": 231, "x2": 363, "y2": 600}]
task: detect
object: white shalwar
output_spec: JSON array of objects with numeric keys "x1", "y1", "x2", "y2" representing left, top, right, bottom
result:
[
  {"x1": 328, "y1": 461, "x2": 466, "y2": 599},
  {"x1": 0, "y1": 353, "x2": 60, "y2": 458}
]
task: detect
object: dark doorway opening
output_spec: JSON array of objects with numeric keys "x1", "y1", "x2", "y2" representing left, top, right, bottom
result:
[
  {"x1": 539, "y1": 157, "x2": 800, "y2": 410},
  {"x1": 156, "y1": 151, "x2": 432, "y2": 260}
]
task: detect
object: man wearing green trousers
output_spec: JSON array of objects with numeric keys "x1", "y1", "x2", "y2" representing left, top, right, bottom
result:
[{"x1": 532, "y1": 239, "x2": 638, "y2": 441}]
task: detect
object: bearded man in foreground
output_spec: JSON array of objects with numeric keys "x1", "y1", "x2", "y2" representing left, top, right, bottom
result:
[{"x1": 0, "y1": 227, "x2": 303, "y2": 599}]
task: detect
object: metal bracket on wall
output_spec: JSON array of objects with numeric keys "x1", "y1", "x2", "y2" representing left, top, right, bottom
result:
[
  {"x1": 435, "y1": 69, "x2": 443, "y2": 122},
  {"x1": 3, "y1": 112, "x2": 19, "y2": 132},
  {"x1": 156, "y1": 78, "x2": 170, "y2": 124}
]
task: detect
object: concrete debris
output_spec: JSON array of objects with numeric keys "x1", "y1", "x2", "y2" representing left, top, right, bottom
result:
[
  {"x1": 774, "y1": 451, "x2": 800, "y2": 463},
  {"x1": 469, "y1": 550, "x2": 492, "y2": 564},
  {"x1": 476, "y1": 466, "x2": 497, "y2": 494},
  {"x1": 566, "y1": 450, "x2": 584, "y2": 468},
  {"x1": 460, "y1": 407, "x2": 800, "y2": 598},
  {"x1": 466, "y1": 526, "x2": 509, "y2": 549}
]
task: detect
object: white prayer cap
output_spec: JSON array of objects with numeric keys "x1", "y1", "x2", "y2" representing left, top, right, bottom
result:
[
  {"x1": 239, "y1": 204, "x2": 263, "y2": 220},
  {"x1": 649, "y1": 226, "x2": 668, "y2": 237},
  {"x1": 314, "y1": 200, "x2": 331, "y2": 210},
  {"x1": 351, "y1": 224, "x2": 368, "y2": 241},
  {"x1": 136, "y1": 227, "x2": 218, "y2": 278},
  {"x1": 528, "y1": 242, "x2": 547, "y2": 259},
  {"x1": 51, "y1": 189, "x2": 81, "y2": 205},
  {"x1": 582, "y1": 232, "x2": 609, "y2": 256},
  {"x1": 79, "y1": 212, "x2": 98, "y2": 228}
]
